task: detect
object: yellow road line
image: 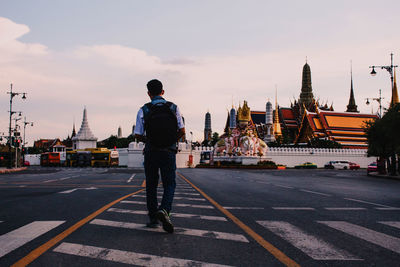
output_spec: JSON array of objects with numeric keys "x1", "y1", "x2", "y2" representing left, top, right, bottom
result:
[
  {"x1": 177, "y1": 172, "x2": 300, "y2": 267},
  {"x1": 11, "y1": 188, "x2": 145, "y2": 267}
]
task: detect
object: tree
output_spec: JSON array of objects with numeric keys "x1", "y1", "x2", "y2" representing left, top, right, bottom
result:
[
  {"x1": 210, "y1": 132, "x2": 220, "y2": 147},
  {"x1": 307, "y1": 138, "x2": 342, "y2": 148},
  {"x1": 365, "y1": 103, "x2": 400, "y2": 175}
]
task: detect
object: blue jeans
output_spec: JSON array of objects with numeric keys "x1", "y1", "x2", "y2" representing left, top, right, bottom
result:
[{"x1": 144, "y1": 150, "x2": 176, "y2": 219}]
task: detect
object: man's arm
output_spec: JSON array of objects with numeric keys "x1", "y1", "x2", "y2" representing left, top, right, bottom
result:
[
  {"x1": 177, "y1": 128, "x2": 185, "y2": 140},
  {"x1": 134, "y1": 108, "x2": 145, "y2": 142}
]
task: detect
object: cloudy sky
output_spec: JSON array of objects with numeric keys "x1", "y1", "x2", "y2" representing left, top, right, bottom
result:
[{"x1": 1, "y1": 0, "x2": 399, "y2": 145}]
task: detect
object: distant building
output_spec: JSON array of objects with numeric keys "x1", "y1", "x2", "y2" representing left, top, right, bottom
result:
[
  {"x1": 72, "y1": 107, "x2": 97, "y2": 149},
  {"x1": 118, "y1": 126, "x2": 122, "y2": 138},
  {"x1": 204, "y1": 111, "x2": 212, "y2": 142},
  {"x1": 33, "y1": 138, "x2": 63, "y2": 151}
]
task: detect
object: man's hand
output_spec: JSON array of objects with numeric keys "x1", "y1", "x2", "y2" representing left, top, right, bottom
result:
[{"x1": 134, "y1": 134, "x2": 146, "y2": 143}]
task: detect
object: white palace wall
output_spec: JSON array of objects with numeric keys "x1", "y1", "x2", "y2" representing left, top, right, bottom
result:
[{"x1": 120, "y1": 142, "x2": 376, "y2": 168}]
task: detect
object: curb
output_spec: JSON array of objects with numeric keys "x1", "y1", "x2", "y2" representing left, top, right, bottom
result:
[
  {"x1": 367, "y1": 172, "x2": 400, "y2": 181},
  {"x1": 0, "y1": 167, "x2": 27, "y2": 174}
]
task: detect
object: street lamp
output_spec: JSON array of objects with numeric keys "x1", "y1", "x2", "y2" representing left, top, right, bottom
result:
[
  {"x1": 369, "y1": 53, "x2": 398, "y2": 91},
  {"x1": 23, "y1": 117, "x2": 34, "y2": 164},
  {"x1": 366, "y1": 89, "x2": 384, "y2": 118},
  {"x1": 7, "y1": 83, "x2": 27, "y2": 169}
]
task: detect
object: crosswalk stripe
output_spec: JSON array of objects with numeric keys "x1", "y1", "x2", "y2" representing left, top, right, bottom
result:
[
  {"x1": 273, "y1": 207, "x2": 315, "y2": 211},
  {"x1": 257, "y1": 221, "x2": 361, "y2": 260},
  {"x1": 0, "y1": 221, "x2": 65, "y2": 258},
  {"x1": 132, "y1": 195, "x2": 206, "y2": 201},
  {"x1": 90, "y1": 219, "x2": 248, "y2": 242},
  {"x1": 107, "y1": 208, "x2": 227, "y2": 221},
  {"x1": 121, "y1": 200, "x2": 214, "y2": 209},
  {"x1": 54, "y1": 242, "x2": 232, "y2": 266},
  {"x1": 378, "y1": 221, "x2": 400, "y2": 230},
  {"x1": 318, "y1": 221, "x2": 400, "y2": 254},
  {"x1": 325, "y1": 208, "x2": 366, "y2": 211}
]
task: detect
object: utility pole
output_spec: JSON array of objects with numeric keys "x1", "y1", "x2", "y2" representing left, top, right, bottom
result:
[
  {"x1": 23, "y1": 117, "x2": 34, "y2": 164},
  {"x1": 7, "y1": 83, "x2": 27, "y2": 168}
]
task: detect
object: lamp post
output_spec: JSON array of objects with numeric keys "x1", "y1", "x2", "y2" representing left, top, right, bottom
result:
[
  {"x1": 13, "y1": 116, "x2": 22, "y2": 168},
  {"x1": 369, "y1": 53, "x2": 398, "y2": 92},
  {"x1": 23, "y1": 117, "x2": 34, "y2": 164},
  {"x1": 366, "y1": 89, "x2": 384, "y2": 118},
  {"x1": 7, "y1": 83, "x2": 27, "y2": 169}
]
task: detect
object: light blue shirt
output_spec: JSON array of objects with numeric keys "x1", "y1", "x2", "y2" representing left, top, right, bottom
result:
[{"x1": 134, "y1": 96, "x2": 184, "y2": 136}]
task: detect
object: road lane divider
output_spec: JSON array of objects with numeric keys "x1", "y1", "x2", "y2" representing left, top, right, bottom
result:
[
  {"x1": 127, "y1": 173, "x2": 136, "y2": 183},
  {"x1": 344, "y1": 198, "x2": 393, "y2": 208},
  {"x1": 11, "y1": 188, "x2": 145, "y2": 267},
  {"x1": 177, "y1": 172, "x2": 300, "y2": 267},
  {"x1": 300, "y1": 189, "x2": 331, "y2": 197}
]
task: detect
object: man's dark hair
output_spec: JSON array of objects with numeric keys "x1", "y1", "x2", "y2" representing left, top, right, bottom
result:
[{"x1": 147, "y1": 79, "x2": 163, "y2": 96}]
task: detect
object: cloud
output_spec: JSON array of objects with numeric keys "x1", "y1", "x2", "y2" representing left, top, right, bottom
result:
[{"x1": 0, "y1": 16, "x2": 399, "y2": 145}]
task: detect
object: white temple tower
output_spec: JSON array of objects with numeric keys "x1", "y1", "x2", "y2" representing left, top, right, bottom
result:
[
  {"x1": 264, "y1": 100, "x2": 275, "y2": 142},
  {"x1": 72, "y1": 107, "x2": 97, "y2": 149}
]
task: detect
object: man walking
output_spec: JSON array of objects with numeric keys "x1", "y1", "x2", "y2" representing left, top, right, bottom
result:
[{"x1": 134, "y1": 79, "x2": 185, "y2": 233}]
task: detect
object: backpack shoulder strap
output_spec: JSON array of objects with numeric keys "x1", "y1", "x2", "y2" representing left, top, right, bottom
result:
[
  {"x1": 142, "y1": 103, "x2": 153, "y2": 119},
  {"x1": 166, "y1": 101, "x2": 177, "y2": 114}
]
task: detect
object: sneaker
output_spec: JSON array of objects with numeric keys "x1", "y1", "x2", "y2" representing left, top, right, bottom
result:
[
  {"x1": 146, "y1": 218, "x2": 159, "y2": 228},
  {"x1": 156, "y1": 209, "x2": 174, "y2": 233}
]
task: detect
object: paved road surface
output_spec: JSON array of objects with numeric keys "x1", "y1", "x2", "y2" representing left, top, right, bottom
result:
[{"x1": 0, "y1": 167, "x2": 399, "y2": 266}]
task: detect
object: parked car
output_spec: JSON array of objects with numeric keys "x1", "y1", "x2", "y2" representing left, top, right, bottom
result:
[
  {"x1": 349, "y1": 162, "x2": 360, "y2": 170},
  {"x1": 23, "y1": 161, "x2": 30, "y2": 166},
  {"x1": 295, "y1": 162, "x2": 317, "y2": 169},
  {"x1": 324, "y1": 160, "x2": 350, "y2": 170},
  {"x1": 367, "y1": 162, "x2": 377, "y2": 173}
]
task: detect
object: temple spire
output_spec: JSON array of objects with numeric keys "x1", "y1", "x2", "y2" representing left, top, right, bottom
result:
[
  {"x1": 346, "y1": 62, "x2": 359, "y2": 112},
  {"x1": 299, "y1": 61, "x2": 314, "y2": 110},
  {"x1": 273, "y1": 86, "x2": 282, "y2": 137},
  {"x1": 390, "y1": 68, "x2": 399, "y2": 108}
]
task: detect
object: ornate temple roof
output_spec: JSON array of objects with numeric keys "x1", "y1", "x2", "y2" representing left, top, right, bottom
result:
[
  {"x1": 72, "y1": 107, "x2": 97, "y2": 141},
  {"x1": 295, "y1": 108, "x2": 378, "y2": 148}
]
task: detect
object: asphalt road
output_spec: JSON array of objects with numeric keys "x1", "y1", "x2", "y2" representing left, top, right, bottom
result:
[{"x1": 0, "y1": 167, "x2": 399, "y2": 266}]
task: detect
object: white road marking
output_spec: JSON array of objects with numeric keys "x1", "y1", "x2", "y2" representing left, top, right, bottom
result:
[
  {"x1": 273, "y1": 207, "x2": 315, "y2": 210},
  {"x1": 58, "y1": 187, "x2": 98, "y2": 194},
  {"x1": 379, "y1": 221, "x2": 400, "y2": 230},
  {"x1": 54, "y1": 242, "x2": 232, "y2": 266},
  {"x1": 344, "y1": 198, "x2": 392, "y2": 208},
  {"x1": 223, "y1": 207, "x2": 264, "y2": 210},
  {"x1": 258, "y1": 221, "x2": 361, "y2": 260},
  {"x1": 127, "y1": 173, "x2": 136, "y2": 183},
  {"x1": 121, "y1": 200, "x2": 214, "y2": 209},
  {"x1": 108, "y1": 208, "x2": 227, "y2": 221},
  {"x1": 59, "y1": 175, "x2": 79, "y2": 181},
  {"x1": 42, "y1": 179, "x2": 57, "y2": 183},
  {"x1": 273, "y1": 184, "x2": 294, "y2": 189},
  {"x1": 325, "y1": 208, "x2": 366, "y2": 211},
  {"x1": 132, "y1": 195, "x2": 205, "y2": 201},
  {"x1": 300, "y1": 189, "x2": 331, "y2": 197},
  {"x1": 375, "y1": 208, "x2": 400, "y2": 211},
  {"x1": 90, "y1": 219, "x2": 248, "y2": 242},
  {"x1": 0, "y1": 221, "x2": 65, "y2": 258},
  {"x1": 318, "y1": 221, "x2": 400, "y2": 254}
]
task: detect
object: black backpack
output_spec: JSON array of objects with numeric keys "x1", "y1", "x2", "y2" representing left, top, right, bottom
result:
[{"x1": 143, "y1": 102, "x2": 178, "y2": 148}]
